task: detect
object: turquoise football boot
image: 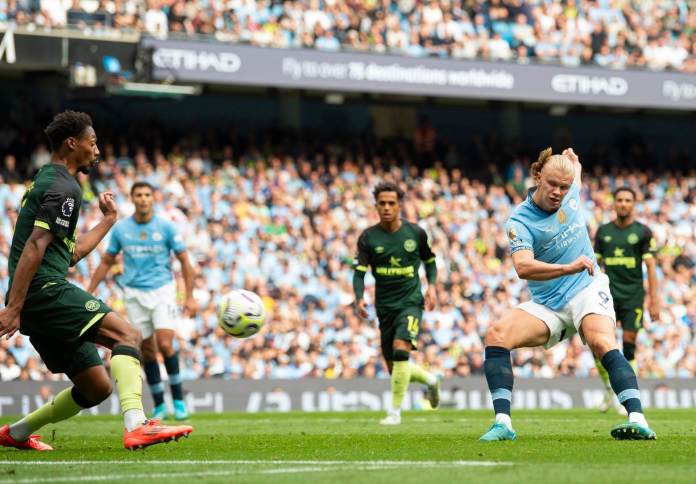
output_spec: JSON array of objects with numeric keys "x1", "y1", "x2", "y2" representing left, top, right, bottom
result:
[
  {"x1": 151, "y1": 403, "x2": 168, "y2": 420},
  {"x1": 610, "y1": 422, "x2": 656, "y2": 440},
  {"x1": 479, "y1": 422, "x2": 517, "y2": 441},
  {"x1": 173, "y1": 399, "x2": 189, "y2": 421}
]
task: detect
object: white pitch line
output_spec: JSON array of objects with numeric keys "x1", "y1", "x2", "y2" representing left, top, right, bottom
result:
[
  {"x1": 0, "y1": 459, "x2": 510, "y2": 466},
  {"x1": 0, "y1": 461, "x2": 512, "y2": 483}
]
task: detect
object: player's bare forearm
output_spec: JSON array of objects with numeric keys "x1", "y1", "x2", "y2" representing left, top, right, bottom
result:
[
  {"x1": 6, "y1": 230, "x2": 52, "y2": 311},
  {"x1": 71, "y1": 215, "x2": 117, "y2": 266},
  {"x1": 87, "y1": 255, "x2": 115, "y2": 293},
  {"x1": 646, "y1": 257, "x2": 659, "y2": 307},
  {"x1": 177, "y1": 251, "x2": 195, "y2": 299},
  {"x1": 511, "y1": 250, "x2": 592, "y2": 281}
]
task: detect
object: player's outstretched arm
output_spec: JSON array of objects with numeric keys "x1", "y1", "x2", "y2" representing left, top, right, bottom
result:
[
  {"x1": 71, "y1": 191, "x2": 117, "y2": 266},
  {"x1": 562, "y1": 148, "x2": 582, "y2": 186},
  {"x1": 87, "y1": 252, "x2": 116, "y2": 294},
  {"x1": 512, "y1": 249, "x2": 594, "y2": 281},
  {"x1": 176, "y1": 250, "x2": 198, "y2": 316},
  {"x1": 0, "y1": 228, "x2": 54, "y2": 338}
]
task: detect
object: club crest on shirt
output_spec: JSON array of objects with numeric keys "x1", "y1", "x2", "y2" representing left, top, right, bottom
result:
[
  {"x1": 568, "y1": 198, "x2": 578, "y2": 210},
  {"x1": 403, "y1": 239, "x2": 417, "y2": 252},
  {"x1": 627, "y1": 233, "x2": 639, "y2": 244},
  {"x1": 61, "y1": 197, "x2": 75, "y2": 217},
  {"x1": 85, "y1": 300, "x2": 100, "y2": 312},
  {"x1": 152, "y1": 232, "x2": 163, "y2": 242},
  {"x1": 557, "y1": 208, "x2": 567, "y2": 224}
]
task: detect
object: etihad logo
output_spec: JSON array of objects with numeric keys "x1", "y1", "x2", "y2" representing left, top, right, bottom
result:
[
  {"x1": 153, "y1": 48, "x2": 242, "y2": 73},
  {"x1": 551, "y1": 74, "x2": 628, "y2": 96}
]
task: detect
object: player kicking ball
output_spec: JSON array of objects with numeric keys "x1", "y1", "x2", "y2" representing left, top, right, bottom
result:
[
  {"x1": 0, "y1": 111, "x2": 192, "y2": 451},
  {"x1": 353, "y1": 181, "x2": 440, "y2": 426},
  {"x1": 479, "y1": 147, "x2": 655, "y2": 442}
]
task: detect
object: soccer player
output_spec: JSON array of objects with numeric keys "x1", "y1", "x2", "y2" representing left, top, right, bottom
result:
[
  {"x1": 0, "y1": 111, "x2": 192, "y2": 451},
  {"x1": 479, "y1": 147, "x2": 655, "y2": 441},
  {"x1": 353, "y1": 181, "x2": 440, "y2": 426},
  {"x1": 88, "y1": 181, "x2": 197, "y2": 420},
  {"x1": 593, "y1": 187, "x2": 659, "y2": 412}
]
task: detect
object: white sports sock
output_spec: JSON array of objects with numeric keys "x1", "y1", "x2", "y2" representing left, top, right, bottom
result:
[
  {"x1": 387, "y1": 408, "x2": 401, "y2": 418},
  {"x1": 424, "y1": 373, "x2": 437, "y2": 387},
  {"x1": 495, "y1": 413, "x2": 512, "y2": 429},
  {"x1": 123, "y1": 409, "x2": 147, "y2": 432},
  {"x1": 629, "y1": 412, "x2": 648, "y2": 427}
]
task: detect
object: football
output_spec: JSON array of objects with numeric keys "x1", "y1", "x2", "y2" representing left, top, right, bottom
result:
[{"x1": 217, "y1": 289, "x2": 266, "y2": 338}]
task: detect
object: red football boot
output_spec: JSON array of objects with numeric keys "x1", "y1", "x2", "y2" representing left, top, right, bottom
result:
[
  {"x1": 0, "y1": 425, "x2": 53, "y2": 451},
  {"x1": 123, "y1": 419, "x2": 193, "y2": 450}
]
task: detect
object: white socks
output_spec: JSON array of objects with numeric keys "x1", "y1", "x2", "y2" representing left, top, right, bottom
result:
[
  {"x1": 495, "y1": 413, "x2": 512, "y2": 429},
  {"x1": 629, "y1": 412, "x2": 648, "y2": 427},
  {"x1": 124, "y1": 409, "x2": 147, "y2": 432}
]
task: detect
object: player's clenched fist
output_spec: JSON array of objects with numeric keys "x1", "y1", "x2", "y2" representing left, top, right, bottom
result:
[
  {"x1": 356, "y1": 299, "x2": 368, "y2": 318},
  {"x1": 564, "y1": 255, "x2": 594, "y2": 276},
  {"x1": 98, "y1": 191, "x2": 118, "y2": 219}
]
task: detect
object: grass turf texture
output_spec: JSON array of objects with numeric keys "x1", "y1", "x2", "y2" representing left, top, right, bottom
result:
[{"x1": 0, "y1": 409, "x2": 694, "y2": 483}]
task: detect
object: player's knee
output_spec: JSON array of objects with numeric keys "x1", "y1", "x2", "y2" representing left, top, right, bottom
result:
[
  {"x1": 485, "y1": 322, "x2": 508, "y2": 348},
  {"x1": 586, "y1": 334, "x2": 616, "y2": 359}
]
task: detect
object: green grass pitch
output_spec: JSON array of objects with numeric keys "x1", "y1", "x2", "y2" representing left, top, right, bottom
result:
[{"x1": 1, "y1": 409, "x2": 695, "y2": 483}]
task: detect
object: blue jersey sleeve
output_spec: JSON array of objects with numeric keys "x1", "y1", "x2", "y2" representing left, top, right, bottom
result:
[
  {"x1": 106, "y1": 225, "x2": 121, "y2": 256},
  {"x1": 506, "y1": 218, "x2": 534, "y2": 255},
  {"x1": 166, "y1": 221, "x2": 186, "y2": 254}
]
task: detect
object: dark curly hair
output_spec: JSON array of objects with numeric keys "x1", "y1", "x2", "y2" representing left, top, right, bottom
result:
[
  {"x1": 44, "y1": 110, "x2": 93, "y2": 152},
  {"x1": 373, "y1": 181, "x2": 405, "y2": 201}
]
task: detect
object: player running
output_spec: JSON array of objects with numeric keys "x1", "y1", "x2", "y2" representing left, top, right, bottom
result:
[
  {"x1": 479, "y1": 147, "x2": 655, "y2": 441},
  {"x1": 353, "y1": 181, "x2": 440, "y2": 426},
  {"x1": 88, "y1": 181, "x2": 197, "y2": 420},
  {"x1": 0, "y1": 111, "x2": 192, "y2": 451},
  {"x1": 593, "y1": 187, "x2": 659, "y2": 412}
]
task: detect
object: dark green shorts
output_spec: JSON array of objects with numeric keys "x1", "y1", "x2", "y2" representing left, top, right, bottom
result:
[
  {"x1": 615, "y1": 299, "x2": 645, "y2": 333},
  {"x1": 19, "y1": 280, "x2": 112, "y2": 378},
  {"x1": 377, "y1": 306, "x2": 422, "y2": 361}
]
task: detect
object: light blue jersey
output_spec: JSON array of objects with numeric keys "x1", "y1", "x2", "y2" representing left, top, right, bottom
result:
[
  {"x1": 506, "y1": 182, "x2": 599, "y2": 311},
  {"x1": 107, "y1": 215, "x2": 186, "y2": 290}
]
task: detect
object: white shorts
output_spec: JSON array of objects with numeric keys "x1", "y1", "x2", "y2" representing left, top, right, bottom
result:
[
  {"x1": 124, "y1": 282, "x2": 178, "y2": 340},
  {"x1": 517, "y1": 273, "x2": 616, "y2": 349}
]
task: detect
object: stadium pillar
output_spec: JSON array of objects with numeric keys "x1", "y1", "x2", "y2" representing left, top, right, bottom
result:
[
  {"x1": 498, "y1": 103, "x2": 520, "y2": 141},
  {"x1": 279, "y1": 91, "x2": 301, "y2": 130}
]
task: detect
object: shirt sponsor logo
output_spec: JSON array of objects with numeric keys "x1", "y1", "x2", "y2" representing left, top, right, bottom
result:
[
  {"x1": 61, "y1": 197, "x2": 75, "y2": 217},
  {"x1": 403, "y1": 239, "x2": 417, "y2": 252},
  {"x1": 375, "y1": 265, "x2": 415, "y2": 277},
  {"x1": 55, "y1": 217, "x2": 70, "y2": 228}
]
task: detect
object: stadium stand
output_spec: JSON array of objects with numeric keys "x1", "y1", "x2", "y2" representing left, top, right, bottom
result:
[
  {"x1": 0, "y1": 130, "x2": 694, "y2": 382},
  {"x1": 3, "y1": 0, "x2": 696, "y2": 73}
]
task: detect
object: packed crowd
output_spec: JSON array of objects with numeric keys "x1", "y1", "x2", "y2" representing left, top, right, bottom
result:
[
  {"x1": 3, "y1": 0, "x2": 696, "y2": 73},
  {"x1": 0, "y1": 136, "x2": 694, "y2": 383}
]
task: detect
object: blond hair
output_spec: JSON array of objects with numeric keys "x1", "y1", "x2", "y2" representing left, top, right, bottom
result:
[{"x1": 530, "y1": 147, "x2": 574, "y2": 179}]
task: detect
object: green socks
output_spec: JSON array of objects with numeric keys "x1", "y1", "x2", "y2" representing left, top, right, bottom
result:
[
  {"x1": 111, "y1": 354, "x2": 144, "y2": 414},
  {"x1": 409, "y1": 362, "x2": 436, "y2": 386},
  {"x1": 391, "y1": 360, "x2": 411, "y2": 410},
  {"x1": 9, "y1": 387, "x2": 83, "y2": 441},
  {"x1": 595, "y1": 357, "x2": 612, "y2": 392}
]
